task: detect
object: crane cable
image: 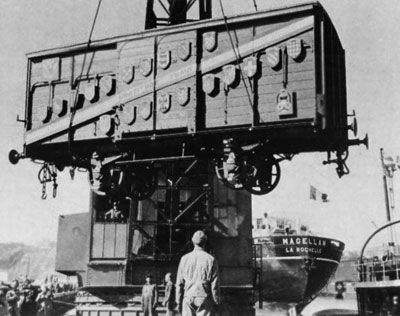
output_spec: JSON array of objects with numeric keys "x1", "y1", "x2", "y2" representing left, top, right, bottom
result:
[
  {"x1": 68, "y1": 0, "x2": 103, "y2": 156},
  {"x1": 253, "y1": 0, "x2": 258, "y2": 11},
  {"x1": 37, "y1": 1, "x2": 102, "y2": 199},
  {"x1": 217, "y1": 0, "x2": 255, "y2": 125}
]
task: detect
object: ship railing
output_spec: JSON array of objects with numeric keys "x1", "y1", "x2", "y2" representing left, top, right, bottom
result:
[
  {"x1": 355, "y1": 255, "x2": 400, "y2": 282},
  {"x1": 364, "y1": 245, "x2": 400, "y2": 257}
]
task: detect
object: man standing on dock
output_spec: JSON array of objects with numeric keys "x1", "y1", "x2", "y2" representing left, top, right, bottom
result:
[
  {"x1": 176, "y1": 230, "x2": 220, "y2": 316},
  {"x1": 141, "y1": 274, "x2": 158, "y2": 316},
  {"x1": 163, "y1": 273, "x2": 175, "y2": 316}
]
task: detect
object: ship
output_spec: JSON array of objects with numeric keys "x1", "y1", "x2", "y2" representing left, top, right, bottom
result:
[
  {"x1": 253, "y1": 215, "x2": 345, "y2": 312},
  {"x1": 354, "y1": 149, "x2": 400, "y2": 316}
]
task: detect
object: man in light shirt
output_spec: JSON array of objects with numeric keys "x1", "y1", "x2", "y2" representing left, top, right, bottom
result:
[{"x1": 176, "y1": 231, "x2": 220, "y2": 316}]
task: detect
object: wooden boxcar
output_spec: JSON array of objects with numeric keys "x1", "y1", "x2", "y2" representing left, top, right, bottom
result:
[{"x1": 21, "y1": 1, "x2": 354, "y2": 167}]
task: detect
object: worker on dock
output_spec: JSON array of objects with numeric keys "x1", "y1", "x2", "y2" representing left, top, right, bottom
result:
[
  {"x1": 19, "y1": 278, "x2": 37, "y2": 316},
  {"x1": 176, "y1": 230, "x2": 220, "y2": 316},
  {"x1": 0, "y1": 283, "x2": 8, "y2": 316},
  {"x1": 36, "y1": 285, "x2": 53, "y2": 316},
  {"x1": 163, "y1": 273, "x2": 175, "y2": 316},
  {"x1": 141, "y1": 274, "x2": 158, "y2": 316},
  {"x1": 5, "y1": 280, "x2": 19, "y2": 316}
]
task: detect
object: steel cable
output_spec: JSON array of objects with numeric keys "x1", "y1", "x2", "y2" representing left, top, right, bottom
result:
[
  {"x1": 217, "y1": 0, "x2": 255, "y2": 125},
  {"x1": 68, "y1": 0, "x2": 103, "y2": 156}
]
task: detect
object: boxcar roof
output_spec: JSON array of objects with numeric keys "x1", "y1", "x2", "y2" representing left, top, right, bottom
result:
[{"x1": 26, "y1": 0, "x2": 321, "y2": 59}]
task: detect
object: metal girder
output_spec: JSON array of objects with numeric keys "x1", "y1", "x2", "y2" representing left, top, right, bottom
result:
[{"x1": 173, "y1": 190, "x2": 208, "y2": 223}]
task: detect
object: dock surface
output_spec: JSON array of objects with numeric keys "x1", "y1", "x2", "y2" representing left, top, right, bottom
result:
[{"x1": 256, "y1": 294, "x2": 358, "y2": 316}]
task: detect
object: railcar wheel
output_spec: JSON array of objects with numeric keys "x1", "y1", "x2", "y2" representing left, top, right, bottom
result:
[
  {"x1": 243, "y1": 155, "x2": 281, "y2": 195},
  {"x1": 214, "y1": 162, "x2": 244, "y2": 190}
]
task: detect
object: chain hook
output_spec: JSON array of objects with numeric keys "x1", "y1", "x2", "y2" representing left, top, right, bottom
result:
[
  {"x1": 42, "y1": 180, "x2": 47, "y2": 200},
  {"x1": 50, "y1": 164, "x2": 58, "y2": 198},
  {"x1": 53, "y1": 181, "x2": 58, "y2": 198},
  {"x1": 114, "y1": 113, "x2": 120, "y2": 127},
  {"x1": 38, "y1": 162, "x2": 58, "y2": 199},
  {"x1": 40, "y1": 163, "x2": 49, "y2": 199}
]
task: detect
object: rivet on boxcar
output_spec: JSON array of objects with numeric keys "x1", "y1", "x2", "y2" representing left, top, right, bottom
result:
[
  {"x1": 139, "y1": 99, "x2": 153, "y2": 120},
  {"x1": 118, "y1": 103, "x2": 137, "y2": 126},
  {"x1": 286, "y1": 38, "x2": 303, "y2": 60},
  {"x1": 203, "y1": 31, "x2": 217, "y2": 52},
  {"x1": 98, "y1": 115, "x2": 114, "y2": 136},
  {"x1": 177, "y1": 41, "x2": 191, "y2": 61},
  {"x1": 202, "y1": 74, "x2": 216, "y2": 95},
  {"x1": 158, "y1": 94, "x2": 171, "y2": 113},
  {"x1": 42, "y1": 105, "x2": 52, "y2": 124},
  {"x1": 266, "y1": 46, "x2": 281, "y2": 69},
  {"x1": 177, "y1": 86, "x2": 190, "y2": 106},
  {"x1": 222, "y1": 65, "x2": 237, "y2": 87},
  {"x1": 243, "y1": 56, "x2": 258, "y2": 78},
  {"x1": 158, "y1": 48, "x2": 171, "y2": 70},
  {"x1": 119, "y1": 64, "x2": 135, "y2": 84},
  {"x1": 139, "y1": 58, "x2": 153, "y2": 77},
  {"x1": 53, "y1": 97, "x2": 68, "y2": 117},
  {"x1": 100, "y1": 75, "x2": 116, "y2": 96},
  {"x1": 84, "y1": 81, "x2": 99, "y2": 103}
]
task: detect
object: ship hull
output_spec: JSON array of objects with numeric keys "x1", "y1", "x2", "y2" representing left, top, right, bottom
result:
[{"x1": 254, "y1": 235, "x2": 344, "y2": 305}]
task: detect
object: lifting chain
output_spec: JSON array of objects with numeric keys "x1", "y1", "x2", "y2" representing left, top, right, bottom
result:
[
  {"x1": 323, "y1": 150, "x2": 350, "y2": 178},
  {"x1": 38, "y1": 163, "x2": 58, "y2": 199},
  {"x1": 223, "y1": 85, "x2": 229, "y2": 125},
  {"x1": 113, "y1": 113, "x2": 120, "y2": 127}
]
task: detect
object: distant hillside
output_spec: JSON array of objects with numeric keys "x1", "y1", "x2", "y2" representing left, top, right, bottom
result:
[
  {"x1": 322, "y1": 250, "x2": 359, "y2": 293},
  {"x1": 321, "y1": 251, "x2": 359, "y2": 294},
  {"x1": 0, "y1": 242, "x2": 58, "y2": 282},
  {"x1": 333, "y1": 250, "x2": 358, "y2": 282},
  {"x1": 0, "y1": 243, "x2": 27, "y2": 270}
]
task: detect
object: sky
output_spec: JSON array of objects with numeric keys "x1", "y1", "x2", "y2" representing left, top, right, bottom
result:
[{"x1": 0, "y1": 0, "x2": 399, "y2": 252}]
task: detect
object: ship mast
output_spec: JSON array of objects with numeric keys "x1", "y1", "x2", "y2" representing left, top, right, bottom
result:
[{"x1": 380, "y1": 148, "x2": 399, "y2": 248}]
